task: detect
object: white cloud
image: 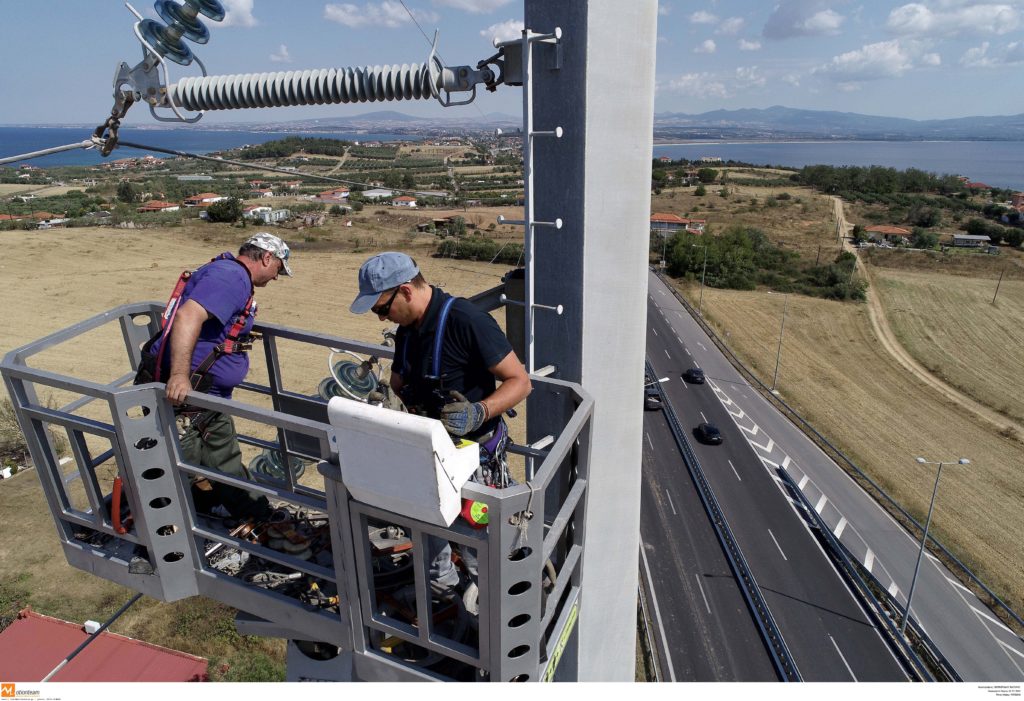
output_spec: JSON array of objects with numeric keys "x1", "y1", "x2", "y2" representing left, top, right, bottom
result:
[
  {"x1": 960, "y1": 40, "x2": 1024, "y2": 66},
  {"x1": 694, "y1": 39, "x2": 717, "y2": 54},
  {"x1": 433, "y1": 0, "x2": 515, "y2": 13},
  {"x1": 480, "y1": 19, "x2": 522, "y2": 43},
  {"x1": 269, "y1": 44, "x2": 292, "y2": 63},
  {"x1": 783, "y1": 73, "x2": 801, "y2": 87},
  {"x1": 921, "y1": 51, "x2": 942, "y2": 65},
  {"x1": 815, "y1": 39, "x2": 915, "y2": 81},
  {"x1": 739, "y1": 38, "x2": 763, "y2": 51},
  {"x1": 663, "y1": 72, "x2": 730, "y2": 99},
  {"x1": 221, "y1": 0, "x2": 257, "y2": 27},
  {"x1": 659, "y1": 4, "x2": 672, "y2": 16},
  {"x1": 887, "y1": 2, "x2": 1021, "y2": 37},
  {"x1": 717, "y1": 17, "x2": 746, "y2": 34},
  {"x1": 764, "y1": 1, "x2": 846, "y2": 39},
  {"x1": 690, "y1": 11, "x2": 719, "y2": 24},
  {"x1": 735, "y1": 66, "x2": 767, "y2": 88},
  {"x1": 324, "y1": 1, "x2": 438, "y2": 29}
]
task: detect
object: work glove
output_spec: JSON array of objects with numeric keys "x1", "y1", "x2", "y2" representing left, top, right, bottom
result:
[{"x1": 440, "y1": 391, "x2": 487, "y2": 436}]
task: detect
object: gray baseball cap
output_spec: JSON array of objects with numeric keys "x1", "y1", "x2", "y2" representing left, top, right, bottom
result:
[
  {"x1": 246, "y1": 232, "x2": 292, "y2": 276},
  {"x1": 351, "y1": 252, "x2": 420, "y2": 314}
]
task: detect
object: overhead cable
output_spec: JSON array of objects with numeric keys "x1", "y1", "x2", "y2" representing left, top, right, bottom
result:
[{"x1": 0, "y1": 140, "x2": 96, "y2": 167}]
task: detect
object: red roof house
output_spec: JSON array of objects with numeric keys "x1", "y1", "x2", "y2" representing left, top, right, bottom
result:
[{"x1": 0, "y1": 608, "x2": 207, "y2": 682}]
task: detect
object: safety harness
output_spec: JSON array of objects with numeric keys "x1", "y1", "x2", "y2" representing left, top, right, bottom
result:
[{"x1": 141, "y1": 253, "x2": 256, "y2": 391}]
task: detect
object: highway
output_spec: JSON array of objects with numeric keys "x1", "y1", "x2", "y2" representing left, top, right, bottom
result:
[
  {"x1": 647, "y1": 269, "x2": 1024, "y2": 681},
  {"x1": 640, "y1": 408, "x2": 778, "y2": 681},
  {"x1": 645, "y1": 275, "x2": 908, "y2": 681}
]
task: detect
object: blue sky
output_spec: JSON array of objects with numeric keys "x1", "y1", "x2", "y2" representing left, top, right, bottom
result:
[{"x1": 1, "y1": 0, "x2": 1022, "y2": 125}]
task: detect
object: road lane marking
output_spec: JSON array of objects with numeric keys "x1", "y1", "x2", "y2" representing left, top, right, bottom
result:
[
  {"x1": 675, "y1": 334, "x2": 682, "y2": 343},
  {"x1": 693, "y1": 361, "x2": 700, "y2": 369},
  {"x1": 944, "y1": 575, "x2": 973, "y2": 594},
  {"x1": 798, "y1": 475, "x2": 809, "y2": 490},
  {"x1": 864, "y1": 549, "x2": 875, "y2": 572},
  {"x1": 998, "y1": 639, "x2": 1024, "y2": 661},
  {"x1": 645, "y1": 433, "x2": 653, "y2": 450},
  {"x1": 768, "y1": 529, "x2": 788, "y2": 561},
  {"x1": 815, "y1": 495, "x2": 828, "y2": 513},
  {"x1": 829, "y1": 636, "x2": 858, "y2": 682},
  {"x1": 664, "y1": 349, "x2": 671, "y2": 359},
  {"x1": 697, "y1": 342, "x2": 707, "y2": 351},
  {"x1": 666, "y1": 490, "x2": 677, "y2": 516},
  {"x1": 700, "y1": 411, "x2": 708, "y2": 423},
  {"x1": 888, "y1": 581, "x2": 900, "y2": 598},
  {"x1": 970, "y1": 605, "x2": 1016, "y2": 636},
  {"x1": 695, "y1": 574, "x2": 712, "y2": 614},
  {"x1": 749, "y1": 436, "x2": 774, "y2": 452},
  {"x1": 652, "y1": 328, "x2": 658, "y2": 336},
  {"x1": 833, "y1": 517, "x2": 847, "y2": 538},
  {"x1": 685, "y1": 348, "x2": 692, "y2": 356},
  {"x1": 728, "y1": 460, "x2": 741, "y2": 481},
  {"x1": 639, "y1": 542, "x2": 677, "y2": 682},
  {"x1": 678, "y1": 379, "x2": 687, "y2": 390},
  {"x1": 781, "y1": 456, "x2": 791, "y2": 470},
  {"x1": 740, "y1": 423, "x2": 759, "y2": 436}
]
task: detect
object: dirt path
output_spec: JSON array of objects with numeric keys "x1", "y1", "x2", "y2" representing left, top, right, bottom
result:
[{"x1": 833, "y1": 196, "x2": 1024, "y2": 438}]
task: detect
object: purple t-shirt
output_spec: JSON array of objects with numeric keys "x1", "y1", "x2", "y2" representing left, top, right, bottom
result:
[{"x1": 163, "y1": 254, "x2": 256, "y2": 398}]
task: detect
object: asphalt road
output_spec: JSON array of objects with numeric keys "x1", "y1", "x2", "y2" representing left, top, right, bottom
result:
[
  {"x1": 647, "y1": 269, "x2": 1024, "y2": 681},
  {"x1": 646, "y1": 279, "x2": 908, "y2": 682},
  {"x1": 640, "y1": 408, "x2": 777, "y2": 681}
]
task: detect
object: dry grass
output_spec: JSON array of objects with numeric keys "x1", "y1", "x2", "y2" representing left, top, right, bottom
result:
[
  {"x1": 0, "y1": 184, "x2": 36, "y2": 196},
  {"x1": 668, "y1": 280, "x2": 1024, "y2": 615},
  {"x1": 651, "y1": 184, "x2": 839, "y2": 259},
  {"x1": 871, "y1": 268, "x2": 1024, "y2": 424},
  {"x1": 0, "y1": 223, "x2": 514, "y2": 676}
]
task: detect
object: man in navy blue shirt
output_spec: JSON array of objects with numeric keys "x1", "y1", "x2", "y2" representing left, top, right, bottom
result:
[
  {"x1": 351, "y1": 252, "x2": 531, "y2": 590},
  {"x1": 162, "y1": 232, "x2": 292, "y2": 518}
]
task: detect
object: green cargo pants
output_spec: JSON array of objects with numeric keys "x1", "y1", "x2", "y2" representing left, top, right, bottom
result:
[{"x1": 179, "y1": 410, "x2": 269, "y2": 519}]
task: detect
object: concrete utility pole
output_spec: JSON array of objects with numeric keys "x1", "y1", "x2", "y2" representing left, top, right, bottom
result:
[{"x1": 526, "y1": 0, "x2": 658, "y2": 681}]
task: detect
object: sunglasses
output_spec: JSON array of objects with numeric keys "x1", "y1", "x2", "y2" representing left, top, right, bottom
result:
[{"x1": 371, "y1": 285, "x2": 402, "y2": 316}]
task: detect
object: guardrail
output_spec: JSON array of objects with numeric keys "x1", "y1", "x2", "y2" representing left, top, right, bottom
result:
[
  {"x1": 645, "y1": 359, "x2": 801, "y2": 682},
  {"x1": 654, "y1": 270, "x2": 1024, "y2": 639},
  {"x1": 1, "y1": 301, "x2": 593, "y2": 682}
]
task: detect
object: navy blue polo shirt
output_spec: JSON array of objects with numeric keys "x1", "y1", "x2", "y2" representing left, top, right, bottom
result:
[{"x1": 393, "y1": 287, "x2": 513, "y2": 438}]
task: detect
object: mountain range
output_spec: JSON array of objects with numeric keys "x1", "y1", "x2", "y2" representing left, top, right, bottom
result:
[{"x1": 136, "y1": 106, "x2": 1024, "y2": 140}]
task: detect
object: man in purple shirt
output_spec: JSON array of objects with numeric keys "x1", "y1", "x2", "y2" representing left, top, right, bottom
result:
[{"x1": 162, "y1": 232, "x2": 292, "y2": 519}]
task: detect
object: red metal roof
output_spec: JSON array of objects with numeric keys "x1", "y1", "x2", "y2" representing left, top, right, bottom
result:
[
  {"x1": 865, "y1": 225, "x2": 911, "y2": 235},
  {"x1": 0, "y1": 609, "x2": 207, "y2": 682},
  {"x1": 650, "y1": 212, "x2": 686, "y2": 224}
]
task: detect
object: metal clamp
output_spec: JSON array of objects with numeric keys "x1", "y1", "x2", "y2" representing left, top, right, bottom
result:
[
  {"x1": 500, "y1": 295, "x2": 564, "y2": 316},
  {"x1": 497, "y1": 215, "x2": 563, "y2": 229}
]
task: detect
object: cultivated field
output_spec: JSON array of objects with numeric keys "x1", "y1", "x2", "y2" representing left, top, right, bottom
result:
[
  {"x1": 669, "y1": 280, "x2": 1024, "y2": 615},
  {"x1": 0, "y1": 224, "x2": 513, "y2": 678}
]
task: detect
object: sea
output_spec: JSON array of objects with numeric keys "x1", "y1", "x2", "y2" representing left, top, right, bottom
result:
[
  {"x1": 0, "y1": 126, "x2": 412, "y2": 168},
  {"x1": 2, "y1": 126, "x2": 1022, "y2": 191},
  {"x1": 653, "y1": 140, "x2": 1024, "y2": 191}
]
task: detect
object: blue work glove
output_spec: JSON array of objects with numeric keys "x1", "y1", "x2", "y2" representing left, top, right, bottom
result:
[{"x1": 440, "y1": 391, "x2": 487, "y2": 436}]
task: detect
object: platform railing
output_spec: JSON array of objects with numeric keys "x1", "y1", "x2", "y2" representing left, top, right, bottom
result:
[{"x1": 1, "y1": 301, "x2": 592, "y2": 682}]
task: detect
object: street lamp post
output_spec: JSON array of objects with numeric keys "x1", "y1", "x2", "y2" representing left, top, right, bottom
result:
[
  {"x1": 900, "y1": 456, "x2": 970, "y2": 638},
  {"x1": 771, "y1": 294, "x2": 788, "y2": 393},
  {"x1": 691, "y1": 242, "x2": 708, "y2": 315}
]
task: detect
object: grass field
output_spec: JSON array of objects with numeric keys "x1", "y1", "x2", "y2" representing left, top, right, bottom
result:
[
  {"x1": 871, "y1": 268, "x2": 1024, "y2": 425},
  {"x1": 0, "y1": 223, "x2": 512, "y2": 679},
  {"x1": 669, "y1": 280, "x2": 1024, "y2": 617},
  {"x1": 651, "y1": 183, "x2": 839, "y2": 259}
]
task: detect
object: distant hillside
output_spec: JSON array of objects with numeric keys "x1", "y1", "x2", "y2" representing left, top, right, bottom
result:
[{"x1": 654, "y1": 106, "x2": 1024, "y2": 141}]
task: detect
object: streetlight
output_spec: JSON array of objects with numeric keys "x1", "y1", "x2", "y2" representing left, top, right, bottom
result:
[
  {"x1": 771, "y1": 294, "x2": 788, "y2": 393},
  {"x1": 691, "y1": 242, "x2": 708, "y2": 315},
  {"x1": 900, "y1": 456, "x2": 970, "y2": 638}
]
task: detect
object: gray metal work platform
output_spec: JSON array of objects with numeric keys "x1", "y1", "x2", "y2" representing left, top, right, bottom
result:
[{"x1": 1, "y1": 299, "x2": 592, "y2": 682}]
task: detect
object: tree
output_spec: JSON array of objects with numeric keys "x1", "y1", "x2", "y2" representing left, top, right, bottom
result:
[
  {"x1": 1004, "y1": 229, "x2": 1023, "y2": 247},
  {"x1": 205, "y1": 197, "x2": 243, "y2": 223},
  {"x1": 116, "y1": 180, "x2": 138, "y2": 204},
  {"x1": 694, "y1": 184, "x2": 707, "y2": 197},
  {"x1": 911, "y1": 227, "x2": 938, "y2": 249},
  {"x1": 851, "y1": 224, "x2": 867, "y2": 245},
  {"x1": 697, "y1": 168, "x2": 718, "y2": 184}
]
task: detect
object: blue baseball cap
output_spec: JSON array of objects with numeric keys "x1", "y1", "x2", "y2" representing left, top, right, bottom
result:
[{"x1": 350, "y1": 252, "x2": 420, "y2": 314}]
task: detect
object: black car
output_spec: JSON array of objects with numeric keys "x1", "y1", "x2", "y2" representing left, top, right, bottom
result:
[
  {"x1": 644, "y1": 385, "x2": 662, "y2": 410},
  {"x1": 683, "y1": 367, "x2": 705, "y2": 384},
  {"x1": 695, "y1": 422, "x2": 723, "y2": 444}
]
